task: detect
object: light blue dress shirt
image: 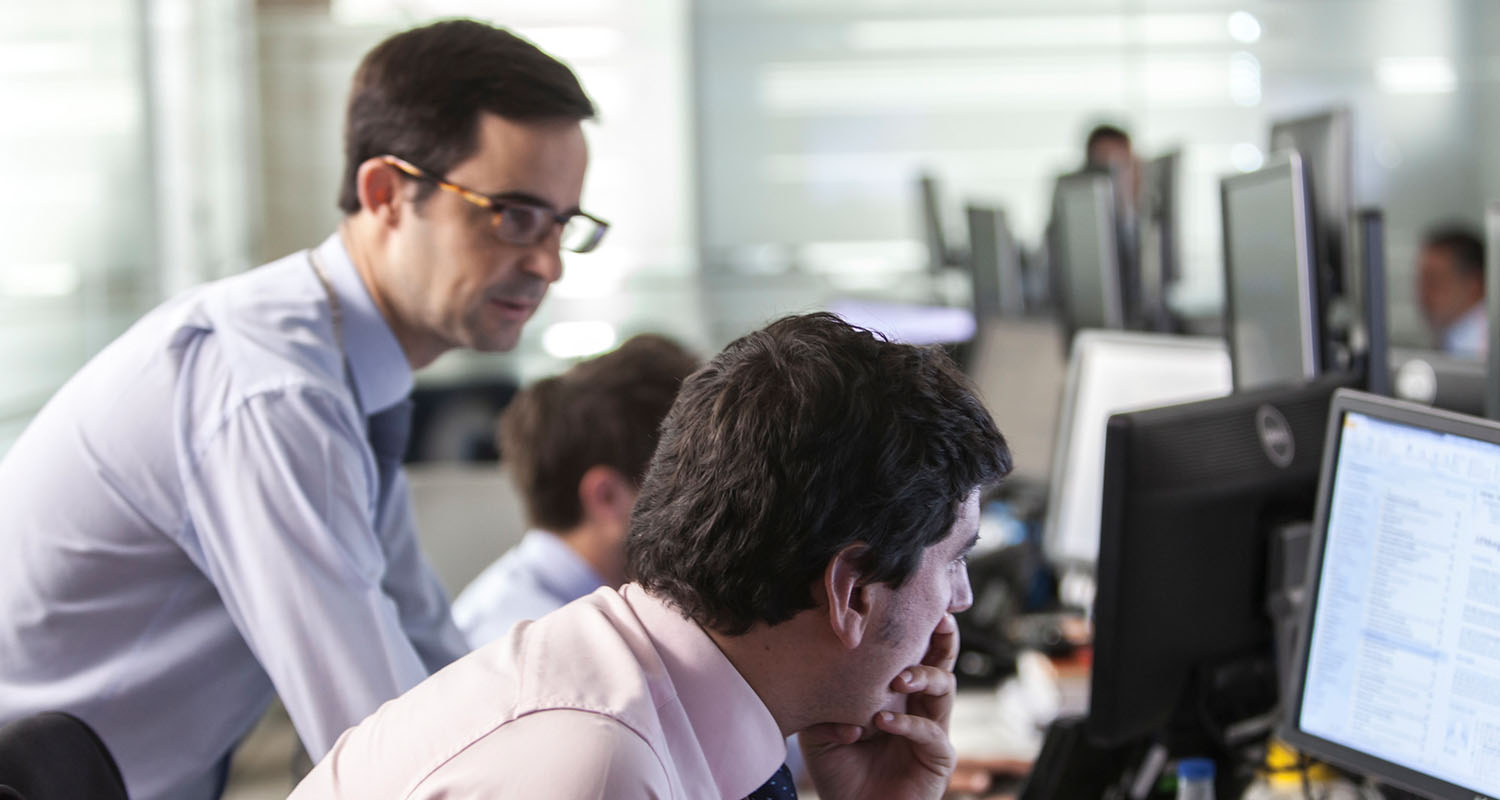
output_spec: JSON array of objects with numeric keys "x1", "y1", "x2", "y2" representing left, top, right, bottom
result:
[
  {"x1": 451, "y1": 529, "x2": 606, "y2": 649},
  {"x1": 0, "y1": 234, "x2": 466, "y2": 800},
  {"x1": 1444, "y1": 302, "x2": 1488, "y2": 358}
]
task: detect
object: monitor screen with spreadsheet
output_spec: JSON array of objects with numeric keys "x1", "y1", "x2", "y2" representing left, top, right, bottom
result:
[{"x1": 1283, "y1": 389, "x2": 1500, "y2": 800}]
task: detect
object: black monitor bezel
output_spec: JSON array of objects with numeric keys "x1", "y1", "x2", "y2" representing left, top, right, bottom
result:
[
  {"x1": 1086, "y1": 370, "x2": 1357, "y2": 747},
  {"x1": 1484, "y1": 202, "x2": 1500, "y2": 421},
  {"x1": 1280, "y1": 388, "x2": 1500, "y2": 800},
  {"x1": 1220, "y1": 151, "x2": 1323, "y2": 391},
  {"x1": 1356, "y1": 209, "x2": 1391, "y2": 397}
]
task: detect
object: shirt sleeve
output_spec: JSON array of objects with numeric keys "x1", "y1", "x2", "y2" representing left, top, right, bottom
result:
[
  {"x1": 181, "y1": 385, "x2": 439, "y2": 759},
  {"x1": 371, "y1": 467, "x2": 469, "y2": 671},
  {"x1": 410, "y1": 710, "x2": 671, "y2": 800}
]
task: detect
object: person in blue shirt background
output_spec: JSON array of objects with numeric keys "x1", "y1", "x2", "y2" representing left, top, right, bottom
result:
[
  {"x1": 452, "y1": 334, "x2": 699, "y2": 647},
  {"x1": 1416, "y1": 224, "x2": 1487, "y2": 357}
]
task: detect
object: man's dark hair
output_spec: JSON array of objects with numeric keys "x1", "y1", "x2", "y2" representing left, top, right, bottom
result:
[
  {"x1": 499, "y1": 335, "x2": 700, "y2": 534},
  {"x1": 1422, "y1": 224, "x2": 1486, "y2": 280},
  {"x1": 627, "y1": 313, "x2": 1012, "y2": 636},
  {"x1": 1085, "y1": 123, "x2": 1131, "y2": 167},
  {"x1": 338, "y1": 19, "x2": 596, "y2": 214}
]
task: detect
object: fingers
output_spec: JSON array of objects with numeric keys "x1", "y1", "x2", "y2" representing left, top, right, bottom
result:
[
  {"x1": 891, "y1": 663, "x2": 957, "y2": 728},
  {"x1": 891, "y1": 664, "x2": 957, "y2": 698},
  {"x1": 922, "y1": 612, "x2": 960, "y2": 673},
  {"x1": 873, "y1": 710, "x2": 956, "y2": 771}
]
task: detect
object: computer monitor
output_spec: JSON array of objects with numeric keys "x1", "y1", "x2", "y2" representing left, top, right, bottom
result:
[
  {"x1": 1356, "y1": 209, "x2": 1391, "y2": 397},
  {"x1": 1281, "y1": 389, "x2": 1500, "y2": 800},
  {"x1": 919, "y1": 172, "x2": 964, "y2": 274},
  {"x1": 966, "y1": 204, "x2": 1025, "y2": 320},
  {"x1": 1269, "y1": 109, "x2": 1353, "y2": 306},
  {"x1": 1221, "y1": 152, "x2": 1323, "y2": 390},
  {"x1": 1485, "y1": 202, "x2": 1500, "y2": 420},
  {"x1": 966, "y1": 319, "x2": 1067, "y2": 489},
  {"x1": 1087, "y1": 370, "x2": 1359, "y2": 748},
  {"x1": 1139, "y1": 149, "x2": 1181, "y2": 331},
  {"x1": 1050, "y1": 171, "x2": 1125, "y2": 339},
  {"x1": 1391, "y1": 347, "x2": 1486, "y2": 417},
  {"x1": 1041, "y1": 331, "x2": 1232, "y2": 569}
]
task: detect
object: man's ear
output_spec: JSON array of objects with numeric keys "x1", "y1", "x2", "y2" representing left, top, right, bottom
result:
[
  {"x1": 355, "y1": 157, "x2": 405, "y2": 227},
  {"x1": 824, "y1": 544, "x2": 874, "y2": 651},
  {"x1": 578, "y1": 465, "x2": 637, "y2": 527}
]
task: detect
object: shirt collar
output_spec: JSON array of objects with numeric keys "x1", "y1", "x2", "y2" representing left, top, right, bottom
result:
[
  {"x1": 621, "y1": 585, "x2": 786, "y2": 799},
  {"x1": 519, "y1": 531, "x2": 607, "y2": 602},
  {"x1": 315, "y1": 232, "x2": 412, "y2": 415}
]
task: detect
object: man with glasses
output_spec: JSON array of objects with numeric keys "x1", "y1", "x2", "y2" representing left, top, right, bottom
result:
[{"x1": 0, "y1": 20, "x2": 602, "y2": 800}]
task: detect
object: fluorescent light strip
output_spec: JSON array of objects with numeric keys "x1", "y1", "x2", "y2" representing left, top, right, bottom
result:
[
  {"x1": 1375, "y1": 56, "x2": 1456, "y2": 95},
  {"x1": 759, "y1": 55, "x2": 1252, "y2": 115},
  {"x1": 0, "y1": 41, "x2": 92, "y2": 75},
  {"x1": 0, "y1": 263, "x2": 81, "y2": 298},
  {"x1": 761, "y1": 148, "x2": 1074, "y2": 185},
  {"x1": 847, "y1": 13, "x2": 1239, "y2": 52}
]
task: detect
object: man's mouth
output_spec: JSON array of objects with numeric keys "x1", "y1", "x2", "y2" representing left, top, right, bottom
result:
[{"x1": 488, "y1": 296, "x2": 538, "y2": 320}]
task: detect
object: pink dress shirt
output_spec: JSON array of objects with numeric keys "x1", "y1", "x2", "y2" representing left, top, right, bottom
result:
[{"x1": 290, "y1": 584, "x2": 788, "y2": 799}]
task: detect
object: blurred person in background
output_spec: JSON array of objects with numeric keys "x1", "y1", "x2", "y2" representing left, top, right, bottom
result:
[
  {"x1": 1416, "y1": 224, "x2": 1487, "y2": 357},
  {"x1": 1084, "y1": 123, "x2": 1140, "y2": 213},
  {"x1": 451, "y1": 334, "x2": 700, "y2": 647},
  {"x1": 0, "y1": 19, "x2": 606, "y2": 800}
]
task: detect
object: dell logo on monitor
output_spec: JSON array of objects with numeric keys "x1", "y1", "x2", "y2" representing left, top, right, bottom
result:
[{"x1": 1257, "y1": 405, "x2": 1295, "y2": 468}]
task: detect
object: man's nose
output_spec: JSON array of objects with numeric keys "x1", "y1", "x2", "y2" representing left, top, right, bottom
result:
[{"x1": 950, "y1": 567, "x2": 974, "y2": 614}]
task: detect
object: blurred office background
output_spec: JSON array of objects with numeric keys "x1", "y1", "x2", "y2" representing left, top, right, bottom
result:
[
  {"x1": 6, "y1": 2, "x2": 1500, "y2": 794},
  {"x1": 5, "y1": 0, "x2": 1500, "y2": 453}
]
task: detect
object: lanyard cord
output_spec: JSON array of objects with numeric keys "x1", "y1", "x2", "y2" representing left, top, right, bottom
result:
[{"x1": 306, "y1": 249, "x2": 368, "y2": 418}]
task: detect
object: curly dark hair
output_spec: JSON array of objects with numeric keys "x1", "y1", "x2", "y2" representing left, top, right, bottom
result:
[
  {"x1": 338, "y1": 19, "x2": 595, "y2": 214},
  {"x1": 627, "y1": 313, "x2": 1011, "y2": 635}
]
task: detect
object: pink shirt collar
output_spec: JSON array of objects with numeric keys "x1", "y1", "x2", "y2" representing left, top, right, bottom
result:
[{"x1": 622, "y1": 584, "x2": 788, "y2": 798}]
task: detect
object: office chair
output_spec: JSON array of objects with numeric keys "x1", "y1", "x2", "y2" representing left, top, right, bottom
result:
[{"x1": 0, "y1": 711, "x2": 129, "y2": 800}]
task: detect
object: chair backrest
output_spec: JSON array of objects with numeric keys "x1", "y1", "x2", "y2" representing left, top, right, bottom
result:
[{"x1": 0, "y1": 712, "x2": 129, "y2": 800}]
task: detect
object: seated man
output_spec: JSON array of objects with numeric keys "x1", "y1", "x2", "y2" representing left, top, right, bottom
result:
[
  {"x1": 1415, "y1": 224, "x2": 1487, "y2": 357},
  {"x1": 290, "y1": 312, "x2": 1012, "y2": 799},
  {"x1": 451, "y1": 334, "x2": 700, "y2": 647}
]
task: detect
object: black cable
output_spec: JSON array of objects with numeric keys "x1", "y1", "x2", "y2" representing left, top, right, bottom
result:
[{"x1": 1297, "y1": 751, "x2": 1327, "y2": 800}]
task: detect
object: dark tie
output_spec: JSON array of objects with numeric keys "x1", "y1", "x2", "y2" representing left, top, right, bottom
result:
[
  {"x1": 744, "y1": 763, "x2": 796, "y2": 800},
  {"x1": 366, "y1": 399, "x2": 413, "y2": 525}
]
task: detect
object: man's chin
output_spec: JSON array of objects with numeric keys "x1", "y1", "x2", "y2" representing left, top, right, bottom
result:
[{"x1": 466, "y1": 326, "x2": 524, "y2": 353}]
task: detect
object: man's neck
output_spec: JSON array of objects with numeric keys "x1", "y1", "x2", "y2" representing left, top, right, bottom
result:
[
  {"x1": 338, "y1": 216, "x2": 447, "y2": 370},
  {"x1": 706, "y1": 618, "x2": 829, "y2": 739},
  {"x1": 556, "y1": 521, "x2": 625, "y2": 587}
]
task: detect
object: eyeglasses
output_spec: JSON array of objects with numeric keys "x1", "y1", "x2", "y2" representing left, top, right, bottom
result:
[{"x1": 379, "y1": 155, "x2": 609, "y2": 254}]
